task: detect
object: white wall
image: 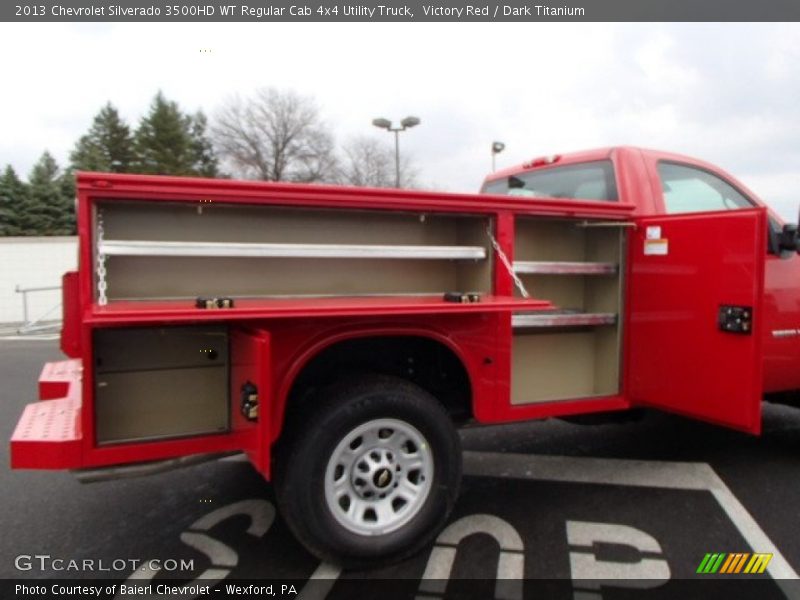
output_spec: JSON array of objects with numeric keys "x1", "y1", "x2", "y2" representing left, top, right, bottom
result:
[{"x1": 0, "y1": 237, "x2": 78, "y2": 325}]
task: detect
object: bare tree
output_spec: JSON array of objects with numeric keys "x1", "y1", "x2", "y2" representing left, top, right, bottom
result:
[
  {"x1": 337, "y1": 136, "x2": 418, "y2": 188},
  {"x1": 212, "y1": 88, "x2": 337, "y2": 182}
]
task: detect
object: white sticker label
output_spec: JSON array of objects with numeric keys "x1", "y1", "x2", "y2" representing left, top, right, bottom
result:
[
  {"x1": 646, "y1": 226, "x2": 662, "y2": 240},
  {"x1": 644, "y1": 239, "x2": 669, "y2": 256}
]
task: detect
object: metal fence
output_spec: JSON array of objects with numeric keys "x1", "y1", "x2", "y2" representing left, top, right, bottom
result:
[{"x1": 14, "y1": 284, "x2": 61, "y2": 334}]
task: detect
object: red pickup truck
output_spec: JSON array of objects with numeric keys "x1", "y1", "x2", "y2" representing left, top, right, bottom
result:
[{"x1": 9, "y1": 146, "x2": 794, "y2": 566}]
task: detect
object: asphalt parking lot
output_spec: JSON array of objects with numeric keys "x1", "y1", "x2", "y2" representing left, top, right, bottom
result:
[{"x1": 2, "y1": 340, "x2": 800, "y2": 598}]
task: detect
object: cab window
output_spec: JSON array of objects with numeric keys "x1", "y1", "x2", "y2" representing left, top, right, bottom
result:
[
  {"x1": 658, "y1": 162, "x2": 753, "y2": 214},
  {"x1": 481, "y1": 161, "x2": 618, "y2": 201}
]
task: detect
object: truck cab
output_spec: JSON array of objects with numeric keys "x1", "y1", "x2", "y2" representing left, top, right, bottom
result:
[{"x1": 481, "y1": 146, "x2": 800, "y2": 397}]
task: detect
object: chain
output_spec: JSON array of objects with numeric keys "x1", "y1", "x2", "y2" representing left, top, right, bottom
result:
[
  {"x1": 96, "y1": 211, "x2": 108, "y2": 306},
  {"x1": 486, "y1": 225, "x2": 530, "y2": 299}
]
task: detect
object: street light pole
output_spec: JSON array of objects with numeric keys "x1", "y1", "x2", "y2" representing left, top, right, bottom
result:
[
  {"x1": 372, "y1": 116, "x2": 421, "y2": 188},
  {"x1": 491, "y1": 141, "x2": 505, "y2": 172}
]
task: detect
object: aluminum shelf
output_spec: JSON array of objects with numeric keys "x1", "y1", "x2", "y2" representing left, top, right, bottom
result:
[
  {"x1": 99, "y1": 240, "x2": 487, "y2": 261},
  {"x1": 512, "y1": 311, "x2": 617, "y2": 328},
  {"x1": 513, "y1": 261, "x2": 617, "y2": 275}
]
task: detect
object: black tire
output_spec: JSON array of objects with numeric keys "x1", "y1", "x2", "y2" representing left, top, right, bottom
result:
[{"x1": 273, "y1": 375, "x2": 462, "y2": 567}]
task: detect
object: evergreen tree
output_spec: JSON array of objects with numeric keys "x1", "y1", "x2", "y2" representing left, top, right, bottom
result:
[
  {"x1": 58, "y1": 167, "x2": 77, "y2": 234},
  {"x1": 0, "y1": 165, "x2": 27, "y2": 236},
  {"x1": 70, "y1": 103, "x2": 135, "y2": 173},
  {"x1": 134, "y1": 93, "x2": 189, "y2": 175},
  {"x1": 21, "y1": 152, "x2": 75, "y2": 235},
  {"x1": 189, "y1": 111, "x2": 220, "y2": 177},
  {"x1": 134, "y1": 92, "x2": 221, "y2": 176}
]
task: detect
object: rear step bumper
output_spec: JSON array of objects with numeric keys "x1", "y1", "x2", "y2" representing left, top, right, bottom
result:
[
  {"x1": 11, "y1": 360, "x2": 83, "y2": 469},
  {"x1": 38, "y1": 358, "x2": 82, "y2": 400}
]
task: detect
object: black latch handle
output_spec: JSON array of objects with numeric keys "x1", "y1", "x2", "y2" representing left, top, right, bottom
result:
[{"x1": 718, "y1": 305, "x2": 753, "y2": 334}]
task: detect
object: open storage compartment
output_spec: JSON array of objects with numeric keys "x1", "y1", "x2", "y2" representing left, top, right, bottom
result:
[
  {"x1": 511, "y1": 218, "x2": 625, "y2": 404},
  {"x1": 93, "y1": 325, "x2": 230, "y2": 444},
  {"x1": 95, "y1": 201, "x2": 492, "y2": 303}
]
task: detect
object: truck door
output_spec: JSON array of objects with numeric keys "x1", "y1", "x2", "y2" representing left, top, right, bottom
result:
[{"x1": 627, "y1": 208, "x2": 766, "y2": 433}]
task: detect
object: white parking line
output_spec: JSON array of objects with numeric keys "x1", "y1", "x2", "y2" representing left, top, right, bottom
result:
[
  {"x1": 298, "y1": 563, "x2": 342, "y2": 600},
  {"x1": 463, "y1": 451, "x2": 798, "y2": 595}
]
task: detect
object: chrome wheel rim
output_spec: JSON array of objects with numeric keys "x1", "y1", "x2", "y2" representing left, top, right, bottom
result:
[{"x1": 324, "y1": 418, "x2": 434, "y2": 536}]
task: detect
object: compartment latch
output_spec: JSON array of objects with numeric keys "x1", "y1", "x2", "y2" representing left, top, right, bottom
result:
[
  {"x1": 240, "y1": 381, "x2": 259, "y2": 421},
  {"x1": 718, "y1": 305, "x2": 752, "y2": 334}
]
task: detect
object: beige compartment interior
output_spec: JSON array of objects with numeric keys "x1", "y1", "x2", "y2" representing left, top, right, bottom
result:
[
  {"x1": 94, "y1": 325, "x2": 230, "y2": 444},
  {"x1": 511, "y1": 218, "x2": 625, "y2": 404},
  {"x1": 97, "y1": 201, "x2": 492, "y2": 301}
]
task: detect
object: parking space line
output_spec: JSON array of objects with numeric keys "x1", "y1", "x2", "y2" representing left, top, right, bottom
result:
[
  {"x1": 298, "y1": 562, "x2": 342, "y2": 600},
  {"x1": 463, "y1": 451, "x2": 799, "y2": 594}
]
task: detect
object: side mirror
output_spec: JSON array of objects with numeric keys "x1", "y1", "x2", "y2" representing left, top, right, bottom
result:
[{"x1": 778, "y1": 223, "x2": 800, "y2": 252}]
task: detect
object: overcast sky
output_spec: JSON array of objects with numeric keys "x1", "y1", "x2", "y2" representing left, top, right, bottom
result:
[{"x1": 1, "y1": 22, "x2": 799, "y2": 219}]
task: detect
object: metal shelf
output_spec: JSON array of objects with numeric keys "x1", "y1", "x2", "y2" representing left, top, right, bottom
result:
[
  {"x1": 99, "y1": 240, "x2": 487, "y2": 261},
  {"x1": 513, "y1": 261, "x2": 617, "y2": 275},
  {"x1": 512, "y1": 311, "x2": 617, "y2": 329}
]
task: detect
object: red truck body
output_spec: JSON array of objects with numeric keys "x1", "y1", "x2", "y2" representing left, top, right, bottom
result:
[
  {"x1": 12, "y1": 148, "x2": 788, "y2": 476},
  {"x1": 11, "y1": 147, "x2": 782, "y2": 480}
]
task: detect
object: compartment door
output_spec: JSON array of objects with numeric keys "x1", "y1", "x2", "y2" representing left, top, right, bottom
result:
[
  {"x1": 628, "y1": 209, "x2": 766, "y2": 433},
  {"x1": 230, "y1": 328, "x2": 271, "y2": 473}
]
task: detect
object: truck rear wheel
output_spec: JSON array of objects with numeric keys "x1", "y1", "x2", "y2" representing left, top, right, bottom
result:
[{"x1": 274, "y1": 376, "x2": 461, "y2": 567}]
